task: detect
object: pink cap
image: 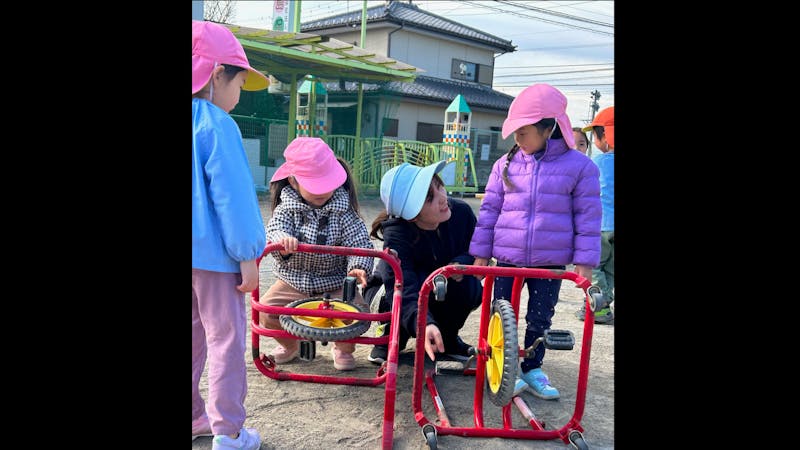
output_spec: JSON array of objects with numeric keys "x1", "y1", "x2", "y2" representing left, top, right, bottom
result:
[
  {"x1": 501, "y1": 83, "x2": 574, "y2": 148},
  {"x1": 270, "y1": 137, "x2": 347, "y2": 195},
  {"x1": 192, "y1": 20, "x2": 269, "y2": 94}
]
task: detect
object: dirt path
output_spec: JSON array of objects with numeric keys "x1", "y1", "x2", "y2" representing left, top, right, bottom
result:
[{"x1": 193, "y1": 196, "x2": 614, "y2": 449}]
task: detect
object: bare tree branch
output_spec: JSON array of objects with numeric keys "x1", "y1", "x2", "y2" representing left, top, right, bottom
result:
[{"x1": 204, "y1": 1, "x2": 237, "y2": 24}]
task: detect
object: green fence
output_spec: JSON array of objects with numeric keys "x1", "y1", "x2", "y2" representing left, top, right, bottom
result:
[
  {"x1": 326, "y1": 136, "x2": 478, "y2": 194},
  {"x1": 232, "y1": 115, "x2": 479, "y2": 195}
]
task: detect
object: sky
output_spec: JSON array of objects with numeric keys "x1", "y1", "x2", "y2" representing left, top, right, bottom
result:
[{"x1": 222, "y1": 0, "x2": 614, "y2": 128}]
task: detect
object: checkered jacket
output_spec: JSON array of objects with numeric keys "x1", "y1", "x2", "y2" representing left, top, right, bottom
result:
[{"x1": 266, "y1": 186, "x2": 374, "y2": 295}]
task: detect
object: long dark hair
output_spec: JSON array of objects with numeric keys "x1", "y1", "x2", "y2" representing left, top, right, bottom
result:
[
  {"x1": 369, "y1": 173, "x2": 445, "y2": 241},
  {"x1": 270, "y1": 156, "x2": 360, "y2": 215},
  {"x1": 501, "y1": 118, "x2": 561, "y2": 187}
]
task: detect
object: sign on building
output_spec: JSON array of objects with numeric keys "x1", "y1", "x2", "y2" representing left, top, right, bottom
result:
[{"x1": 273, "y1": 0, "x2": 294, "y2": 32}]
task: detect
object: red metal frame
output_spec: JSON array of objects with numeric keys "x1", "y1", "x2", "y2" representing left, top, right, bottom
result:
[
  {"x1": 250, "y1": 243, "x2": 404, "y2": 450},
  {"x1": 411, "y1": 264, "x2": 597, "y2": 446}
]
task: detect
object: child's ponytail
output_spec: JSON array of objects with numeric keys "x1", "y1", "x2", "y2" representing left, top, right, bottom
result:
[{"x1": 502, "y1": 145, "x2": 521, "y2": 187}]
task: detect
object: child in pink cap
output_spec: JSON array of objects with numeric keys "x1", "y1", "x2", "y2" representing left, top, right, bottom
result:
[
  {"x1": 469, "y1": 83, "x2": 601, "y2": 401},
  {"x1": 259, "y1": 137, "x2": 374, "y2": 371},
  {"x1": 192, "y1": 20, "x2": 268, "y2": 450}
]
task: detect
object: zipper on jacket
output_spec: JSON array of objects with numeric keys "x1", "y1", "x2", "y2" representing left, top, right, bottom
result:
[{"x1": 527, "y1": 149, "x2": 543, "y2": 267}]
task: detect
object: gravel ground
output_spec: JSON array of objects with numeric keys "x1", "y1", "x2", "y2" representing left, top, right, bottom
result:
[{"x1": 193, "y1": 194, "x2": 614, "y2": 450}]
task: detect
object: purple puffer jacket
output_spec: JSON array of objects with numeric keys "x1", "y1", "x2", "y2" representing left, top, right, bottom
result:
[{"x1": 469, "y1": 139, "x2": 601, "y2": 267}]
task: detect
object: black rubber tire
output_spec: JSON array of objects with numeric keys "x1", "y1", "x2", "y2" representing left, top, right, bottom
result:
[
  {"x1": 486, "y1": 299, "x2": 519, "y2": 407},
  {"x1": 280, "y1": 298, "x2": 370, "y2": 341}
]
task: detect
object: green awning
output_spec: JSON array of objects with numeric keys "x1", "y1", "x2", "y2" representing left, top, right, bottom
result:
[{"x1": 225, "y1": 24, "x2": 421, "y2": 84}]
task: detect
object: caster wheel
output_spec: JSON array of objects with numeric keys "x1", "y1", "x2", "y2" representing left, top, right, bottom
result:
[
  {"x1": 422, "y1": 424, "x2": 438, "y2": 450},
  {"x1": 568, "y1": 430, "x2": 589, "y2": 450}
]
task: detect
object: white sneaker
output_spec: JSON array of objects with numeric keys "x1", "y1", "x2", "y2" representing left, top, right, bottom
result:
[{"x1": 212, "y1": 427, "x2": 261, "y2": 450}]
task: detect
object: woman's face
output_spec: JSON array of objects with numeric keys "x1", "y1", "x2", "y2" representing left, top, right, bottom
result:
[
  {"x1": 513, "y1": 124, "x2": 549, "y2": 154},
  {"x1": 412, "y1": 181, "x2": 451, "y2": 230}
]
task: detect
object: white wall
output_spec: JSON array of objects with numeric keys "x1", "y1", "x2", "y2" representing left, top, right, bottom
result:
[
  {"x1": 320, "y1": 26, "x2": 495, "y2": 82},
  {"x1": 389, "y1": 29, "x2": 495, "y2": 80},
  {"x1": 329, "y1": 28, "x2": 391, "y2": 55},
  {"x1": 391, "y1": 101, "x2": 505, "y2": 142},
  {"x1": 242, "y1": 138, "x2": 266, "y2": 186}
]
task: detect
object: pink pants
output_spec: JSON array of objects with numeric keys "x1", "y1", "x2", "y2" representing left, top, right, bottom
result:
[
  {"x1": 259, "y1": 278, "x2": 360, "y2": 353},
  {"x1": 192, "y1": 268, "x2": 247, "y2": 436}
]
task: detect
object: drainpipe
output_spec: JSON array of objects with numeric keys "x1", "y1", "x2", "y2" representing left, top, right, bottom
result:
[
  {"x1": 385, "y1": 20, "x2": 404, "y2": 140},
  {"x1": 387, "y1": 21, "x2": 405, "y2": 59}
]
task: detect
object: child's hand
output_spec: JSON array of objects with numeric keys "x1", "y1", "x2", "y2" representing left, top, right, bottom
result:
[
  {"x1": 278, "y1": 237, "x2": 299, "y2": 255},
  {"x1": 447, "y1": 262, "x2": 463, "y2": 282},
  {"x1": 347, "y1": 268, "x2": 368, "y2": 288},
  {"x1": 472, "y1": 257, "x2": 489, "y2": 280},
  {"x1": 424, "y1": 324, "x2": 445, "y2": 361},
  {"x1": 573, "y1": 264, "x2": 593, "y2": 282},
  {"x1": 237, "y1": 259, "x2": 259, "y2": 293}
]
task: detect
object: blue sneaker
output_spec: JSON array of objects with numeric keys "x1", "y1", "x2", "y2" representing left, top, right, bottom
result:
[
  {"x1": 513, "y1": 377, "x2": 529, "y2": 396},
  {"x1": 518, "y1": 368, "x2": 559, "y2": 400}
]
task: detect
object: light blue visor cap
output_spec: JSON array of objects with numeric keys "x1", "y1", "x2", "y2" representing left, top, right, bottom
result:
[{"x1": 380, "y1": 160, "x2": 447, "y2": 220}]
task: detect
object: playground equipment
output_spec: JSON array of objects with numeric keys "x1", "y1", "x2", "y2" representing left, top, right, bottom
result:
[
  {"x1": 411, "y1": 264, "x2": 607, "y2": 449},
  {"x1": 250, "y1": 242, "x2": 404, "y2": 450},
  {"x1": 296, "y1": 76, "x2": 328, "y2": 138},
  {"x1": 440, "y1": 94, "x2": 472, "y2": 188}
]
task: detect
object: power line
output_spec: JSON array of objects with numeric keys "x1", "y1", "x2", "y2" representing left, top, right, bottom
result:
[
  {"x1": 495, "y1": 63, "x2": 614, "y2": 69},
  {"x1": 558, "y1": 2, "x2": 615, "y2": 20},
  {"x1": 495, "y1": 68, "x2": 613, "y2": 78},
  {"x1": 512, "y1": 74, "x2": 614, "y2": 83},
  {"x1": 496, "y1": 0, "x2": 614, "y2": 28},
  {"x1": 503, "y1": 42, "x2": 612, "y2": 52},
  {"x1": 461, "y1": 0, "x2": 613, "y2": 36},
  {"x1": 495, "y1": 83, "x2": 614, "y2": 87}
]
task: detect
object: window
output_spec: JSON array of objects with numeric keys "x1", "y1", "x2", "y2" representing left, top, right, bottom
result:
[
  {"x1": 477, "y1": 64, "x2": 493, "y2": 85},
  {"x1": 382, "y1": 118, "x2": 398, "y2": 137},
  {"x1": 451, "y1": 59, "x2": 477, "y2": 82},
  {"x1": 416, "y1": 122, "x2": 444, "y2": 143}
]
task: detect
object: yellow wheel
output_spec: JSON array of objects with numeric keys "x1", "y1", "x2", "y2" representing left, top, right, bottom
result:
[
  {"x1": 485, "y1": 298, "x2": 518, "y2": 406},
  {"x1": 279, "y1": 298, "x2": 370, "y2": 341}
]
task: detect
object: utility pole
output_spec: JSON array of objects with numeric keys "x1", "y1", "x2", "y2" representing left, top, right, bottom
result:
[{"x1": 587, "y1": 90, "x2": 601, "y2": 156}]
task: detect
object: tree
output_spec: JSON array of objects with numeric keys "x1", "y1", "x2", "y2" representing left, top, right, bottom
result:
[{"x1": 204, "y1": 1, "x2": 236, "y2": 23}]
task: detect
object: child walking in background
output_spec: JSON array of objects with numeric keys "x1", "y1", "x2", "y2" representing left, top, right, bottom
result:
[
  {"x1": 469, "y1": 83, "x2": 601, "y2": 400},
  {"x1": 577, "y1": 106, "x2": 614, "y2": 323},
  {"x1": 573, "y1": 126, "x2": 589, "y2": 155},
  {"x1": 192, "y1": 20, "x2": 268, "y2": 450},
  {"x1": 259, "y1": 137, "x2": 374, "y2": 371}
]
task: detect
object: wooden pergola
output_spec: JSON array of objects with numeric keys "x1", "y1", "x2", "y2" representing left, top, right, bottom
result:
[{"x1": 224, "y1": 24, "x2": 421, "y2": 143}]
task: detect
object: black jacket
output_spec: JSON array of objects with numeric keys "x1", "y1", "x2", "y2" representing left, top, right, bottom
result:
[{"x1": 373, "y1": 198, "x2": 477, "y2": 336}]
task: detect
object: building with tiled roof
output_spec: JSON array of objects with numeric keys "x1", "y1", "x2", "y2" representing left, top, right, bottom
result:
[{"x1": 303, "y1": 0, "x2": 519, "y2": 187}]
